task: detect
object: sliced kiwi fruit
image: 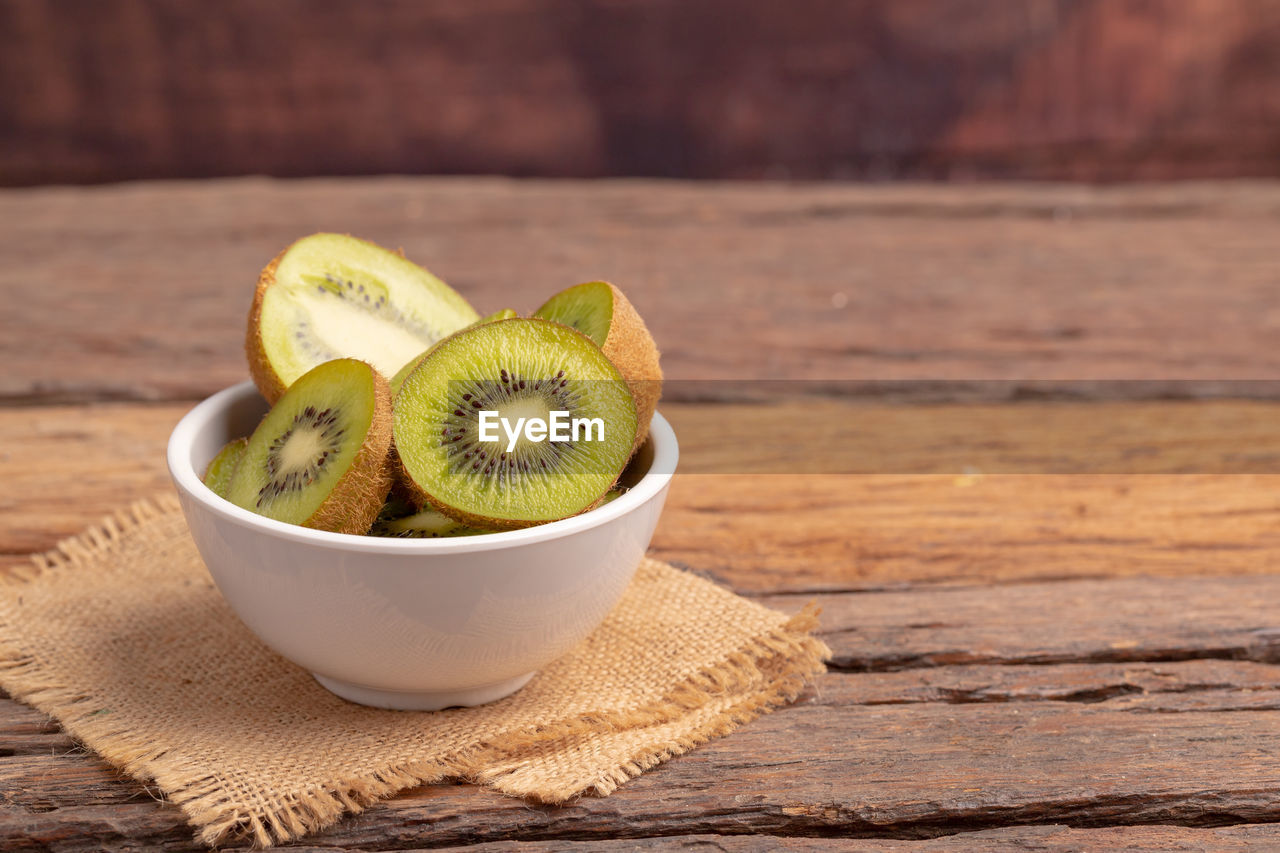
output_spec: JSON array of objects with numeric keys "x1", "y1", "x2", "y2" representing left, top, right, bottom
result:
[
  {"x1": 389, "y1": 307, "x2": 521, "y2": 396},
  {"x1": 247, "y1": 233, "x2": 479, "y2": 402},
  {"x1": 368, "y1": 496, "x2": 486, "y2": 538},
  {"x1": 598, "y1": 486, "x2": 627, "y2": 507},
  {"x1": 394, "y1": 318, "x2": 637, "y2": 530},
  {"x1": 202, "y1": 438, "x2": 248, "y2": 498},
  {"x1": 478, "y1": 308, "x2": 518, "y2": 323},
  {"x1": 225, "y1": 358, "x2": 394, "y2": 534},
  {"x1": 534, "y1": 281, "x2": 662, "y2": 451}
]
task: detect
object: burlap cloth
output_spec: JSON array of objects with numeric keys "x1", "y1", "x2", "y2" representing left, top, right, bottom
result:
[{"x1": 0, "y1": 495, "x2": 828, "y2": 847}]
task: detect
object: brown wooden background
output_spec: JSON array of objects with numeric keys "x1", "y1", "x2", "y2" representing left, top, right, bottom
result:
[
  {"x1": 8, "y1": 178, "x2": 1280, "y2": 849},
  {"x1": 3, "y1": 0, "x2": 1279, "y2": 186}
]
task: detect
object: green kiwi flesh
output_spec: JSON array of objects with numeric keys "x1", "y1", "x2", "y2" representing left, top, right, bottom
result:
[
  {"x1": 249, "y1": 233, "x2": 479, "y2": 401},
  {"x1": 202, "y1": 438, "x2": 248, "y2": 498},
  {"x1": 394, "y1": 318, "x2": 637, "y2": 529},
  {"x1": 535, "y1": 282, "x2": 613, "y2": 342},
  {"x1": 368, "y1": 497, "x2": 485, "y2": 538},
  {"x1": 225, "y1": 358, "x2": 393, "y2": 534},
  {"x1": 389, "y1": 307, "x2": 520, "y2": 396}
]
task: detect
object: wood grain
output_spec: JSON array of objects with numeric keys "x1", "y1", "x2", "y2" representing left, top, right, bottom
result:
[
  {"x1": 7, "y1": 413, "x2": 1280, "y2": 848},
  {"x1": 9, "y1": 657, "x2": 1279, "y2": 756},
  {"x1": 10, "y1": 695, "x2": 1280, "y2": 847},
  {"x1": 6, "y1": 604, "x2": 1280, "y2": 849},
  {"x1": 5, "y1": 177, "x2": 1280, "y2": 848},
  {"x1": 427, "y1": 825, "x2": 1280, "y2": 852},
  {"x1": 9, "y1": 824, "x2": 1280, "y2": 852},
  {"x1": 778, "y1": 575, "x2": 1280, "y2": 671},
  {"x1": 668, "y1": 398, "x2": 1280, "y2": 474},
  {"x1": 3, "y1": 1, "x2": 1279, "y2": 184},
  {"x1": 3, "y1": 180, "x2": 1280, "y2": 404},
  {"x1": 8, "y1": 402, "x2": 1280, "y2": 591}
]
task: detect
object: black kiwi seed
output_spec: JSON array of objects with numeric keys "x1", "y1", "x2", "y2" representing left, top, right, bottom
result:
[
  {"x1": 432, "y1": 367, "x2": 594, "y2": 485},
  {"x1": 303, "y1": 271, "x2": 430, "y2": 338}
]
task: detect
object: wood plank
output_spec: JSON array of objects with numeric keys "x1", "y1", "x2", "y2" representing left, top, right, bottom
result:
[
  {"x1": 8, "y1": 690, "x2": 1280, "y2": 849},
  {"x1": 6, "y1": 658, "x2": 1280, "y2": 758},
  {"x1": 0, "y1": 723, "x2": 66, "y2": 757},
  {"x1": 7, "y1": 825, "x2": 1280, "y2": 853},
  {"x1": 10, "y1": 816, "x2": 1280, "y2": 853},
  {"x1": 9, "y1": 401, "x2": 1280, "y2": 591},
  {"x1": 668, "y1": 399, "x2": 1280, "y2": 474},
  {"x1": 423, "y1": 825, "x2": 1280, "y2": 851},
  {"x1": 778, "y1": 575, "x2": 1280, "y2": 671},
  {"x1": 3, "y1": 179, "x2": 1280, "y2": 404},
  {"x1": 6, "y1": 658, "x2": 1279, "y2": 757},
  {"x1": 812, "y1": 659, "x2": 1280, "y2": 708},
  {"x1": 0, "y1": 804, "x2": 194, "y2": 853},
  {"x1": 5, "y1": 575, "x2": 1280, "y2": 848},
  {"x1": 656, "y1": 471, "x2": 1280, "y2": 592},
  {"x1": 0, "y1": 403, "x2": 179, "y2": 558},
  {"x1": 4, "y1": 1, "x2": 1280, "y2": 184}
]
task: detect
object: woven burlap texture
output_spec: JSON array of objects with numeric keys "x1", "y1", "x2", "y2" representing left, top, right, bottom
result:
[{"x1": 0, "y1": 496, "x2": 829, "y2": 847}]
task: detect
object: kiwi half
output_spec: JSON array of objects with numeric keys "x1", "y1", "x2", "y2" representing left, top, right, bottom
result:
[
  {"x1": 368, "y1": 496, "x2": 485, "y2": 538},
  {"x1": 394, "y1": 318, "x2": 637, "y2": 529},
  {"x1": 225, "y1": 358, "x2": 393, "y2": 534},
  {"x1": 247, "y1": 233, "x2": 479, "y2": 402},
  {"x1": 534, "y1": 281, "x2": 662, "y2": 450},
  {"x1": 202, "y1": 437, "x2": 248, "y2": 498}
]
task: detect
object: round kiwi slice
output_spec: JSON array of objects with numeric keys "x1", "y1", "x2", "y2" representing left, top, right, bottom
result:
[
  {"x1": 368, "y1": 496, "x2": 486, "y2": 538},
  {"x1": 394, "y1": 318, "x2": 638, "y2": 530},
  {"x1": 202, "y1": 437, "x2": 248, "y2": 499},
  {"x1": 388, "y1": 307, "x2": 520, "y2": 396},
  {"x1": 534, "y1": 281, "x2": 662, "y2": 451},
  {"x1": 247, "y1": 233, "x2": 479, "y2": 402},
  {"x1": 225, "y1": 358, "x2": 393, "y2": 534}
]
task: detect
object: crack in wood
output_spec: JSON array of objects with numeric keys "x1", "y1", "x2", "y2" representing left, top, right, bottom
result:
[{"x1": 825, "y1": 647, "x2": 1280, "y2": 673}]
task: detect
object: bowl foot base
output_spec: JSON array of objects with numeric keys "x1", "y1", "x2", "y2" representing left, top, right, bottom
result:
[{"x1": 313, "y1": 671, "x2": 536, "y2": 710}]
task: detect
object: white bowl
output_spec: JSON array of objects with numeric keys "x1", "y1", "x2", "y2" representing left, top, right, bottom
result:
[{"x1": 167, "y1": 381, "x2": 677, "y2": 710}]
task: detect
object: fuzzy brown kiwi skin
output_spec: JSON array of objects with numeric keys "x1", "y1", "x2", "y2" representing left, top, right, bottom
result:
[
  {"x1": 386, "y1": 446, "x2": 424, "y2": 509},
  {"x1": 302, "y1": 365, "x2": 396, "y2": 535},
  {"x1": 575, "y1": 282, "x2": 662, "y2": 453},
  {"x1": 245, "y1": 248, "x2": 291, "y2": 404}
]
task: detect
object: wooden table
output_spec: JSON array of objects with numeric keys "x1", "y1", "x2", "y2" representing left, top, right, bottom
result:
[{"x1": 5, "y1": 178, "x2": 1280, "y2": 850}]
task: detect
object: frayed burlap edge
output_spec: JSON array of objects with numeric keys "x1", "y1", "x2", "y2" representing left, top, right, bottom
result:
[{"x1": 0, "y1": 496, "x2": 830, "y2": 848}]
